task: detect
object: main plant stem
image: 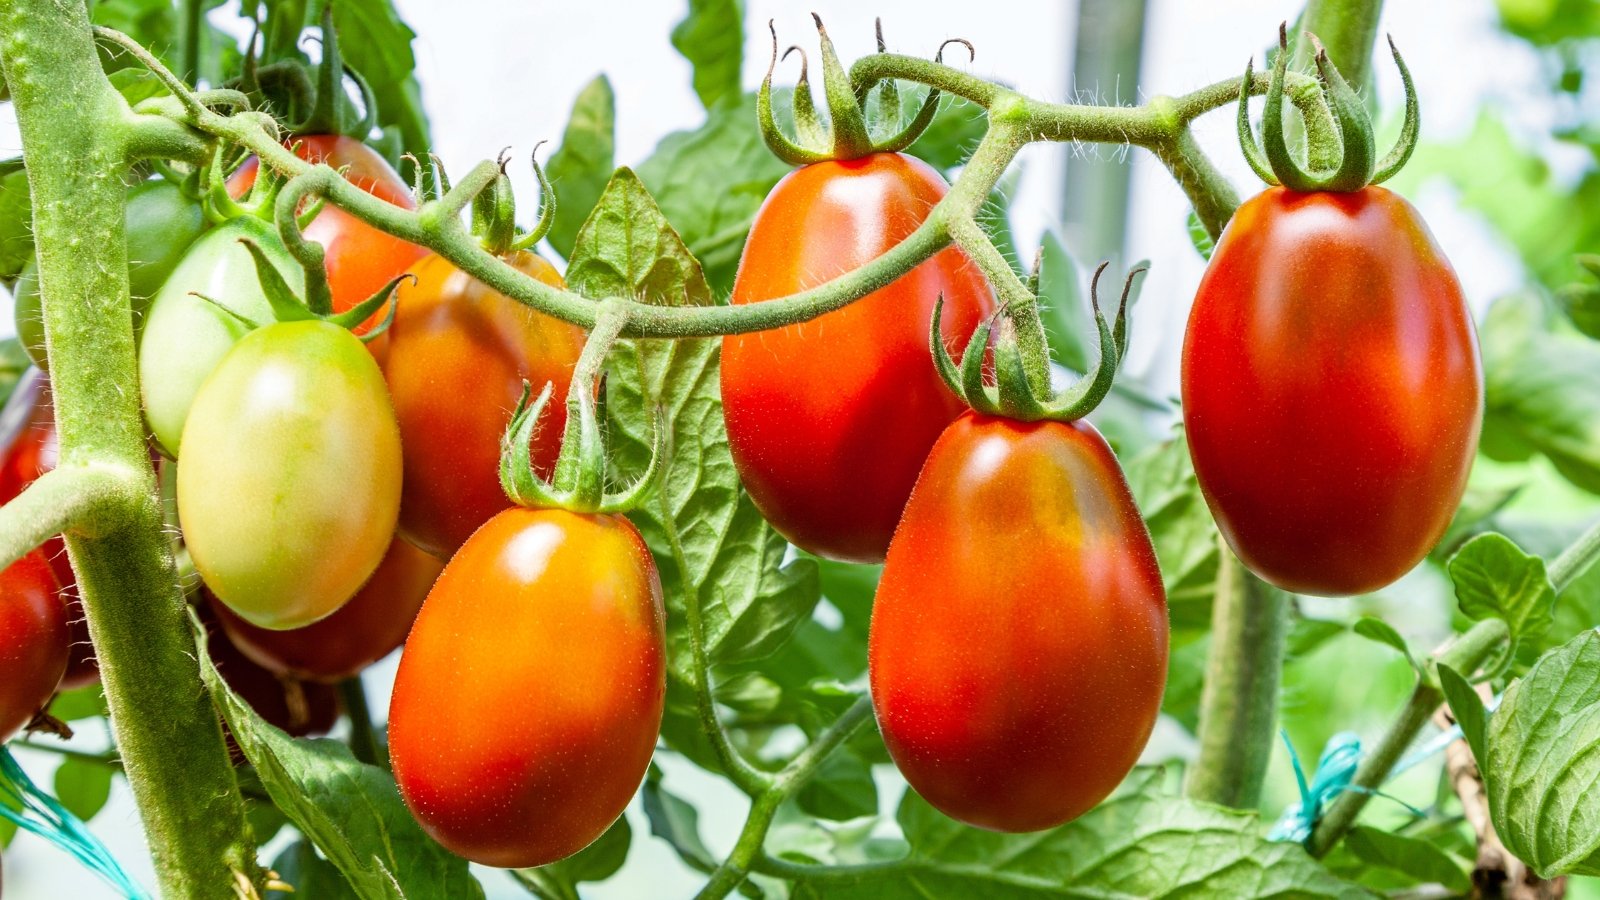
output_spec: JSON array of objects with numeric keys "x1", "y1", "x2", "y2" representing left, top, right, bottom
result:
[
  {"x1": 0, "y1": 3, "x2": 256, "y2": 896},
  {"x1": 1186, "y1": 547, "x2": 1289, "y2": 809}
]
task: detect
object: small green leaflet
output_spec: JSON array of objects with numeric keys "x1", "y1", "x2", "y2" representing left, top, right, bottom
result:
[
  {"x1": 671, "y1": 0, "x2": 744, "y2": 112},
  {"x1": 1447, "y1": 531, "x2": 1555, "y2": 669},
  {"x1": 546, "y1": 75, "x2": 617, "y2": 260}
]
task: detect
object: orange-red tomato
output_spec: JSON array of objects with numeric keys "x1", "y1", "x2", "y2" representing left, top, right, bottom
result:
[
  {"x1": 1182, "y1": 187, "x2": 1482, "y2": 596},
  {"x1": 229, "y1": 135, "x2": 427, "y2": 351},
  {"x1": 722, "y1": 152, "x2": 994, "y2": 563},
  {"x1": 390, "y1": 508, "x2": 666, "y2": 867},
  {"x1": 0, "y1": 373, "x2": 95, "y2": 688},
  {"x1": 0, "y1": 550, "x2": 69, "y2": 741},
  {"x1": 383, "y1": 252, "x2": 585, "y2": 557},
  {"x1": 208, "y1": 536, "x2": 442, "y2": 683},
  {"x1": 870, "y1": 412, "x2": 1169, "y2": 832}
]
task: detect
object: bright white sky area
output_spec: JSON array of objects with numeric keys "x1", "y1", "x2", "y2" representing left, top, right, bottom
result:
[{"x1": 0, "y1": 1, "x2": 1569, "y2": 896}]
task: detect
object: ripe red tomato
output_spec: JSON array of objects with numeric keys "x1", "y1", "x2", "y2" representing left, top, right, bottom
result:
[
  {"x1": 390, "y1": 508, "x2": 666, "y2": 867},
  {"x1": 869, "y1": 412, "x2": 1169, "y2": 832},
  {"x1": 229, "y1": 135, "x2": 427, "y2": 349},
  {"x1": 208, "y1": 536, "x2": 443, "y2": 682},
  {"x1": 721, "y1": 152, "x2": 994, "y2": 563},
  {"x1": 1182, "y1": 187, "x2": 1482, "y2": 596},
  {"x1": 0, "y1": 550, "x2": 69, "y2": 742},
  {"x1": 383, "y1": 252, "x2": 585, "y2": 557},
  {"x1": 0, "y1": 373, "x2": 95, "y2": 688}
]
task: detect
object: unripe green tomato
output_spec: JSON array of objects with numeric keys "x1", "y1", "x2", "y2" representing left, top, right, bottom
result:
[
  {"x1": 138, "y1": 216, "x2": 302, "y2": 457},
  {"x1": 178, "y1": 320, "x2": 402, "y2": 630},
  {"x1": 14, "y1": 178, "x2": 206, "y2": 370}
]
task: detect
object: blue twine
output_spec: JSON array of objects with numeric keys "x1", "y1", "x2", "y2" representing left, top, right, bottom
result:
[
  {"x1": 1271, "y1": 692, "x2": 1501, "y2": 843},
  {"x1": 0, "y1": 747, "x2": 149, "y2": 899}
]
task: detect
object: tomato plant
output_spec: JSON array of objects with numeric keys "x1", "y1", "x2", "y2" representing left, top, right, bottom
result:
[
  {"x1": 2, "y1": 3, "x2": 1599, "y2": 899},
  {"x1": 1184, "y1": 186, "x2": 1481, "y2": 597},
  {"x1": 870, "y1": 412, "x2": 1168, "y2": 831},
  {"x1": 177, "y1": 320, "x2": 402, "y2": 629},
  {"x1": 384, "y1": 251, "x2": 585, "y2": 557},
  {"x1": 389, "y1": 507, "x2": 666, "y2": 868},
  {"x1": 0, "y1": 550, "x2": 67, "y2": 743}
]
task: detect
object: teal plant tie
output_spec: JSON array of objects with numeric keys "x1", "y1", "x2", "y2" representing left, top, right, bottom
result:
[
  {"x1": 0, "y1": 748, "x2": 150, "y2": 899},
  {"x1": 1269, "y1": 731, "x2": 1363, "y2": 842}
]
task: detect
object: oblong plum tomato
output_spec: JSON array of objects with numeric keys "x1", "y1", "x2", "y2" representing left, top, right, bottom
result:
[
  {"x1": 208, "y1": 536, "x2": 443, "y2": 682},
  {"x1": 138, "y1": 216, "x2": 304, "y2": 457},
  {"x1": 721, "y1": 152, "x2": 994, "y2": 563},
  {"x1": 1181, "y1": 187, "x2": 1482, "y2": 597},
  {"x1": 178, "y1": 320, "x2": 403, "y2": 630},
  {"x1": 869, "y1": 412, "x2": 1169, "y2": 832},
  {"x1": 384, "y1": 252, "x2": 585, "y2": 557},
  {"x1": 0, "y1": 371, "x2": 95, "y2": 688},
  {"x1": 14, "y1": 178, "x2": 207, "y2": 370},
  {"x1": 390, "y1": 508, "x2": 666, "y2": 867},
  {"x1": 201, "y1": 604, "x2": 339, "y2": 749},
  {"x1": 0, "y1": 550, "x2": 69, "y2": 742},
  {"x1": 230, "y1": 135, "x2": 427, "y2": 345}
]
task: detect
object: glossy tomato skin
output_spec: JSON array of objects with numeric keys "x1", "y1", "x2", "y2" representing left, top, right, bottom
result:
[
  {"x1": 14, "y1": 178, "x2": 207, "y2": 370},
  {"x1": 870, "y1": 412, "x2": 1169, "y2": 832},
  {"x1": 390, "y1": 508, "x2": 666, "y2": 868},
  {"x1": 139, "y1": 216, "x2": 304, "y2": 457},
  {"x1": 0, "y1": 372, "x2": 95, "y2": 688},
  {"x1": 178, "y1": 320, "x2": 403, "y2": 630},
  {"x1": 230, "y1": 136, "x2": 426, "y2": 345},
  {"x1": 722, "y1": 152, "x2": 994, "y2": 563},
  {"x1": 208, "y1": 536, "x2": 443, "y2": 682},
  {"x1": 1182, "y1": 187, "x2": 1482, "y2": 597},
  {"x1": 0, "y1": 550, "x2": 69, "y2": 742},
  {"x1": 384, "y1": 252, "x2": 585, "y2": 557}
]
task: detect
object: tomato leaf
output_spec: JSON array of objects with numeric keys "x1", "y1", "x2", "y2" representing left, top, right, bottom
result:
[
  {"x1": 637, "y1": 92, "x2": 790, "y2": 294},
  {"x1": 1036, "y1": 230, "x2": 1090, "y2": 372},
  {"x1": 1125, "y1": 432, "x2": 1220, "y2": 636},
  {"x1": 1437, "y1": 663, "x2": 1488, "y2": 766},
  {"x1": 192, "y1": 612, "x2": 482, "y2": 900},
  {"x1": 267, "y1": 840, "x2": 359, "y2": 900},
  {"x1": 1342, "y1": 826, "x2": 1471, "y2": 893},
  {"x1": 1480, "y1": 292, "x2": 1600, "y2": 493},
  {"x1": 1480, "y1": 629, "x2": 1600, "y2": 877},
  {"x1": 786, "y1": 770, "x2": 1370, "y2": 898},
  {"x1": 51, "y1": 757, "x2": 112, "y2": 823},
  {"x1": 1447, "y1": 532, "x2": 1555, "y2": 666},
  {"x1": 1186, "y1": 209, "x2": 1217, "y2": 260},
  {"x1": 0, "y1": 168, "x2": 34, "y2": 283},
  {"x1": 641, "y1": 764, "x2": 716, "y2": 873},
  {"x1": 547, "y1": 75, "x2": 617, "y2": 260},
  {"x1": 671, "y1": 0, "x2": 744, "y2": 112},
  {"x1": 329, "y1": 0, "x2": 431, "y2": 164},
  {"x1": 517, "y1": 814, "x2": 632, "y2": 894},
  {"x1": 571, "y1": 169, "x2": 820, "y2": 692},
  {"x1": 1351, "y1": 617, "x2": 1422, "y2": 676}
]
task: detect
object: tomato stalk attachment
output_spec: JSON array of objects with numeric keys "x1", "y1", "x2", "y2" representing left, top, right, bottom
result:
[
  {"x1": 209, "y1": 237, "x2": 409, "y2": 342},
  {"x1": 757, "y1": 17, "x2": 952, "y2": 164},
  {"x1": 1239, "y1": 23, "x2": 1418, "y2": 192},
  {"x1": 499, "y1": 304, "x2": 662, "y2": 514},
  {"x1": 934, "y1": 261, "x2": 1142, "y2": 422},
  {"x1": 470, "y1": 144, "x2": 557, "y2": 257}
]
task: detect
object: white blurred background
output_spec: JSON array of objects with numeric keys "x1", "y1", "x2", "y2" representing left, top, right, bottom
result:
[{"x1": 0, "y1": 0, "x2": 1571, "y2": 896}]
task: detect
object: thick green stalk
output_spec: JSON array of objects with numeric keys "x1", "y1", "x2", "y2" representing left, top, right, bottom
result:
[
  {"x1": 1306, "y1": 618, "x2": 1509, "y2": 857},
  {"x1": 1550, "y1": 516, "x2": 1600, "y2": 592},
  {"x1": 1062, "y1": 0, "x2": 1149, "y2": 264},
  {"x1": 1294, "y1": 0, "x2": 1386, "y2": 92},
  {"x1": 0, "y1": 4, "x2": 256, "y2": 896},
  {"x1": 1185, "y1": 547, "x2": 1290, "y2": 809}
]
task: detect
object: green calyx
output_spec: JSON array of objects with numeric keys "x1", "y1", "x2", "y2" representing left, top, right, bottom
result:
[
  {"x1": 237, "y1": 7, "x2": 376, "y2": 138},
  {"x1": 934, "y1": 262, "x2": 1142, "y2": 423},
  {"x1": 470, "y1": 145, "x2": 557, "y2": 258},
  {"x1": 193, "y1": 236, "x2": 407, "y2": 343},
  {"x1": 757, "y1": 16, "x2": 960, "y2": 164},
  {"x1": 1238, "y1": 23, "x2": 1419, "y2": 192},
  {"x1": 499, "y1": 305, "x2": 663, "y2": 515}
]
